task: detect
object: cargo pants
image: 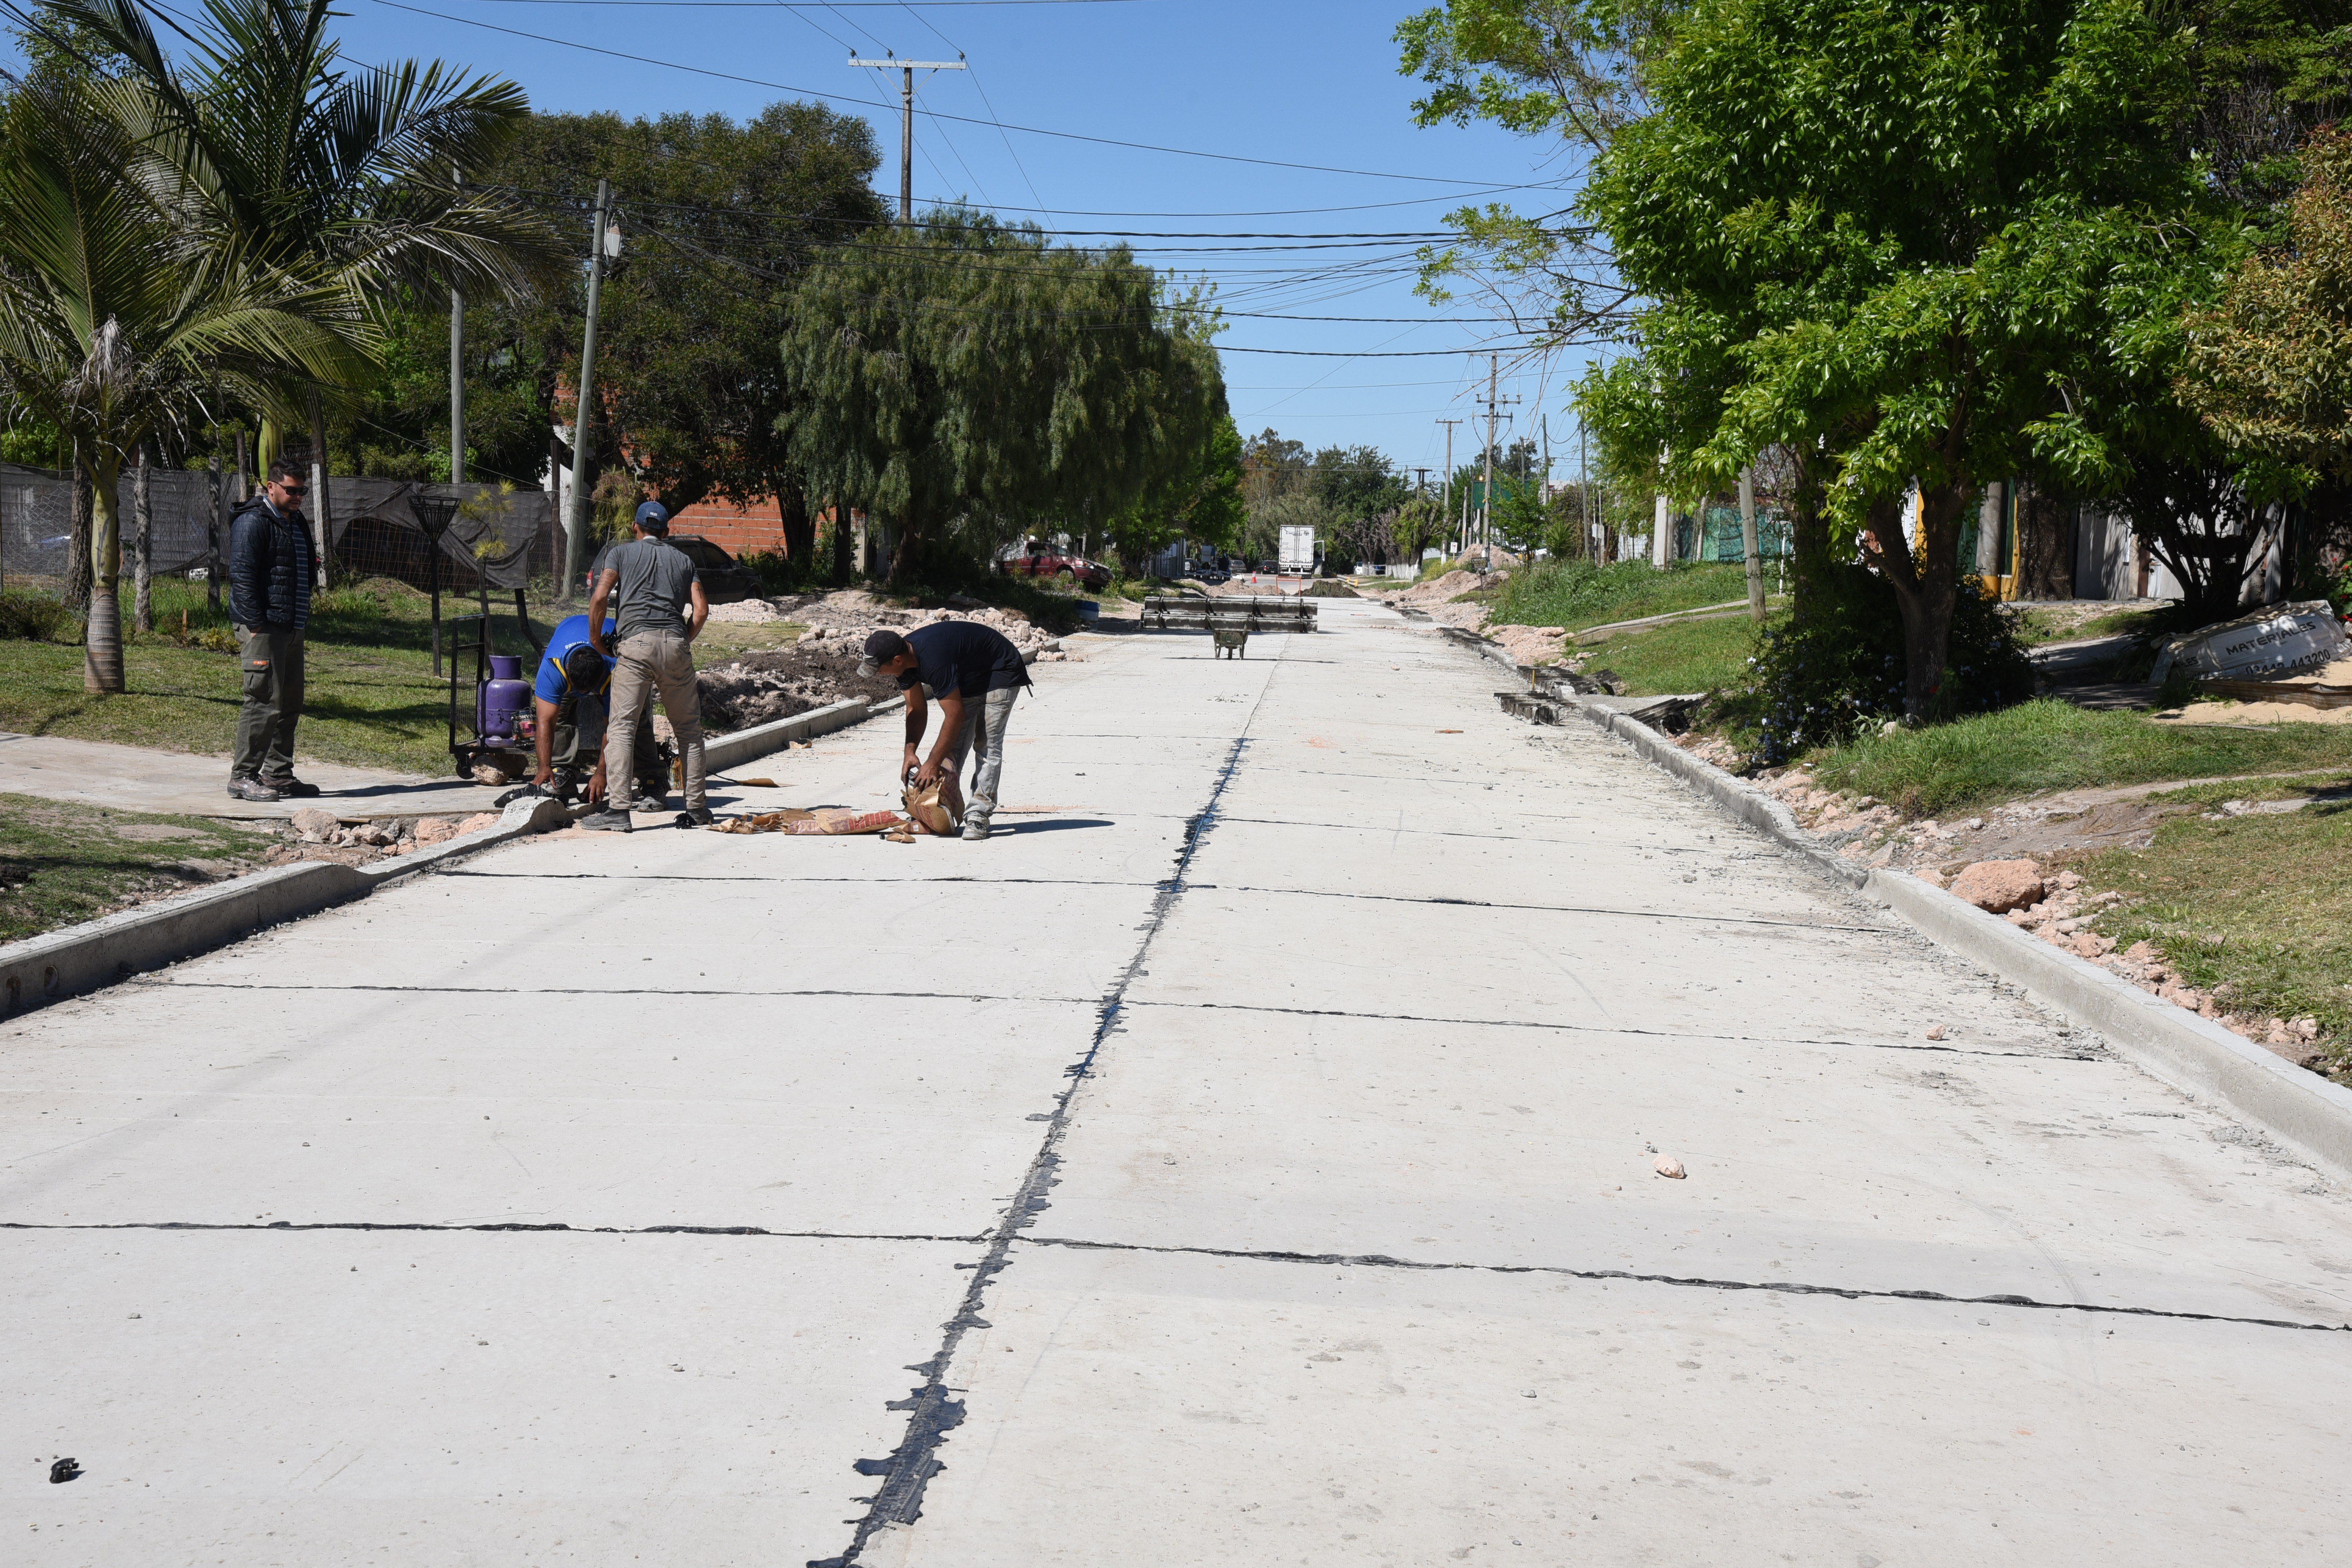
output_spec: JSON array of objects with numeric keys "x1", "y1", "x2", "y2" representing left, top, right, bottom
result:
[
  {"x1": 232, "y1": 626, "x2": 305, "y2": 781},
  {"x1": 605, "y1": 630, "x2": 706, "y2": 812}
]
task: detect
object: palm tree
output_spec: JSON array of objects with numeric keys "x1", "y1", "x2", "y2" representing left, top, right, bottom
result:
[
  {"x1": 0, "y1": 70, "x2": 373, "y2": 691},
  {"x1": 44, "y1": 0, "x2": 562, "y2": 684}
]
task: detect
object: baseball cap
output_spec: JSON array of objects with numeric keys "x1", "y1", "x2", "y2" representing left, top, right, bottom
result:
[
  {"x1": 857, "y1": 629, "x2": 909, "y2": 678},
  {"x1": 633, "y1": 499, "x2": 670, "y2": 533}
]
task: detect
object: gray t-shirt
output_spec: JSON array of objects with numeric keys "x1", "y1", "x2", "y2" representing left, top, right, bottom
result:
[{"x1": 606, "y1": 537, "x2": 696, "y2": 639}]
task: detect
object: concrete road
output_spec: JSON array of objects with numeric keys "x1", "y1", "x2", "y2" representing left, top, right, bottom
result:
[{"x1": 7, "y1": 598, "x2": 2352, "y2": 1565}]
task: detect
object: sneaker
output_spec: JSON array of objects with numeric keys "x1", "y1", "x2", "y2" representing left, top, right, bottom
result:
[
  {"x1": 580, "y1": 810, "x2": 633, "y2": 833},
  {"x1": 630, "y1": 793, "x2": 666, "y2": 813},
  {"x1": 262, "y1": 776, "x2": 322, "y2": 798},
  {"x1": 226, "y1": 776, "x2": 282, "y2": 803},
  {"x1": 675, "y1": 806, "x2": 714, "y2": 828},
  {"x1": 961, "y1": 817, "x2": 992, "y2": 842}
]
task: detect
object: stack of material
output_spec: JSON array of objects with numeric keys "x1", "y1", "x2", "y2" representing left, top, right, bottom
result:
[{"x1": 2153, "y1": 601, "x2": 2352, "y2": 709}]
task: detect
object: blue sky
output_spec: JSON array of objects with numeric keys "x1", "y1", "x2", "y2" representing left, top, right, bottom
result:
[{"x1": 16, "y1": 0, "x2": 1606, "y2": 486}]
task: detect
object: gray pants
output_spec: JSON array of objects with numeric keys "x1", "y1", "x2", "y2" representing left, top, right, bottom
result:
[
  {"x1": 232, "y1": 626, "x2": 304, "y2": 780},
  {"x1": 942, "y1": 687, "x2": 1016, "y2": 826},
  {"x1": 606, "y1": 631, "x2": 705, "y2": 811}
]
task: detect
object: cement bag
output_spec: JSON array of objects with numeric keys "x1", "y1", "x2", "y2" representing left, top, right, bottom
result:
[{"x1": 901, "y1": 771, "x2": 960, "y2": 836}]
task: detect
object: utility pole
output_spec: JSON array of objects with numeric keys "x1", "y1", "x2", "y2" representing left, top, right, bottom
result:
[
  {"x1": 450, "y1": 166, "x2": 466, "y2": 485},
  {"x1": 848, "y1": 52, "x2": 966, "y2": 223},
  {"x1": 1434, "y1": 418, "x2": 1461, "y2": 553},
  {"x1": 1474, "y1": 354, "x2": 1519, "y2": 565},
  {"x1": 563, "y1": 178, "x2": 615, "y2": 597}
]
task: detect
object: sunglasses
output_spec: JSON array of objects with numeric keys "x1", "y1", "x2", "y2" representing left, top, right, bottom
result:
[{"x1": 274, "y1": 482, "x2": 308, "y2": 497}]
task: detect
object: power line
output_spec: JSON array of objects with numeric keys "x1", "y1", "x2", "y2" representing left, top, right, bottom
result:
[{"x1": 366, "y1": 0, "x2": 1491, "y2": 183}]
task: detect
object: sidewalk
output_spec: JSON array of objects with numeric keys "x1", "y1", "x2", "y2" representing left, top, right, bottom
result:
[
  {"x1": 0, "y1": 731, "x2": 498, "y2": 819},
  {"x1": 6, "y1": 601, "x2": 2350, "y2": 1566}
]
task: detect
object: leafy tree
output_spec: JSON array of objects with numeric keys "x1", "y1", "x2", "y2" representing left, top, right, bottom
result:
[
  {"x1": 472, "y1": 103, "x2": 888, "y2": 555},
  {"x1": 1106, "y1": 410, "x2": 1245, "y2": 572},
  {"x1": 2180, "y1": 123, "x2": 2352, "y2": 487},
  {"x1": 0, "y1": 68, "x2": 371, "y2": 688},
  {"x1": 1312, "y1": 443, "x2": 1410, "y2": 525},
  {"x1": 779, "y1": 209, "x2": 1221, "y2": 582},
  {"x1": 1577, "y1": 0, "x2": 2235, "y2": 718}
]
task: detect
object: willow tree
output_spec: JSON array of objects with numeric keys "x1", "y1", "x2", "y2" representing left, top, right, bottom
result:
[
  {"x1": 779, "y1": 210, "x2": 1222, "y2": 581},
  {"x1": 0, "y1": 70, "x2": 371, "y2": 691}
]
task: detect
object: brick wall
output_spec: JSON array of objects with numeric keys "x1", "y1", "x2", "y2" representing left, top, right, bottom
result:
[{"x1": 667, "y1": 495, "x2": 786, "y2": 557}]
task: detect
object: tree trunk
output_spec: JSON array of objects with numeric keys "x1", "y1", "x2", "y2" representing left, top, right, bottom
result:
[
  {"x1": 888, "y1": 512, "x2": 923, "y2": 584},
  {"x1": 85, "y1": 450, "x2": 124, "y2": 693},
  {"x1": 306, "y1": 390, "x2": 333, "y2": 590},
  {"x1": 66, "y1": 444, "x2": 92, "y2": 612},
  {"x1": 132, "y1": 444, "x2": 153, "y2": 634},
  {"x1": 779, "y1": 484, "x2": 815, "y2": 567},
  {"x1": 1860, "y1": 486, "x2": 1967, "y2": 721}
]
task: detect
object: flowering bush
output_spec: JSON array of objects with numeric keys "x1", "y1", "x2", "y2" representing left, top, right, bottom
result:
[{"x1": 1714, "y1": 566, "x2": 2034, "y2": 765}]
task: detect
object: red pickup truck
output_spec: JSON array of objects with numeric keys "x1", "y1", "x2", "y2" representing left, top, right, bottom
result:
[{"x1": 1002, "y1": 550, "x2": 1111, "y2": 590}]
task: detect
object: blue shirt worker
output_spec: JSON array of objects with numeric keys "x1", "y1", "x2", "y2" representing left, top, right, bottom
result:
[
  {"x1": 529, "y1": 614, "x2": 662, "y2": 808},
  {"x1": 859, "y1": 619, "x2": 1030, "y2": 841},
  {"x1": 224, "y1": 456, "x2": 318, "y2": 802}
]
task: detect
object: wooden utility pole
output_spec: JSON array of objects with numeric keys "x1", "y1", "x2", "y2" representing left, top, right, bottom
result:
[
  {"x1": 1474, "y1": 355, "x2": 1518, "y2": 563},
  {"x1": 848, "y1": 53, "x2": 966, "y2": 223},
  {"x1": 450, "y1": 167, "x2": 466, "y2": 484},
  {"x1": 1740, "y1": 466, "x2": 1765, "y2": 621},
  {"x1": 564, "y1": 178, "x2": 614, "y2": 597},
  {"x1": 1434, "y1": 418, "x2": 1461, "y2": 552}
]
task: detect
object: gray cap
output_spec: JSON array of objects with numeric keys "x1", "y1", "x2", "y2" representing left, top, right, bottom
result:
[{"x1": 857, "y1": 629, "x2": 909, "y2": 678}]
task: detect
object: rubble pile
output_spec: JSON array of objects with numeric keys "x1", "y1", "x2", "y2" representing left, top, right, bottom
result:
[
  {"x1": 263, "y1": 806, "x2": 505, "y2": 867},
  {"x1": 1487, "y1": 623, "x2": 1570, "y2": 666}
]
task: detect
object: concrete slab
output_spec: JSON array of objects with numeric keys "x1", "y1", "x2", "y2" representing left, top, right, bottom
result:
[{"x1": 8, "y1": 592, "x2": 2352, "y2": 1565}]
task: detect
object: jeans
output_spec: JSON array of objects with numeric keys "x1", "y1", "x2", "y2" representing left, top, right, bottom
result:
[
  {"x1": 942, "y1": 687, "x2": 1016, "y2": 825},
  {"x1": 232, "y1": 626, "x2": 304, "y2": 780},
  {"x1": 606, "y1": 630, "x2": 705, "y2": 811}
]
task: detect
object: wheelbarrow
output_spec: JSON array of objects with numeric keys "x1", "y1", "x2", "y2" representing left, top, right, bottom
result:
[{"x1": 1212, "y1": 624, "x2": 1250, "y2": 659}]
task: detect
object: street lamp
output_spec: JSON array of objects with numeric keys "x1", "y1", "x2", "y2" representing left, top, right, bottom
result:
[{"x1": 408, "y1": 488, "x2": 462, "y2": 675}]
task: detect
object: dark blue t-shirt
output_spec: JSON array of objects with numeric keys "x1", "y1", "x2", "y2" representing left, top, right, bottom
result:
[
  {"x1": 901, "y1": 620, "x2": 1030, "y2": 700},
  {"x1": 533, "y1": 614, "x2": 618, "y2": 704}
]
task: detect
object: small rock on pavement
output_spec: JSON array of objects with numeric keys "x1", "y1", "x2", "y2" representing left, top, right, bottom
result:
[
  {"x1": 290, "y1": 806, "x2": 339, "y2": 842},
  {"x1": 1925, "y1": 1024, "x2": 1946, "y2": 1040},
  {"x1": 1949, "y1": 858, "x2": 2044, "y2": 913},
  {"x1": 1655, "y1": 1154, "x2": 1687, "y2": 1180},
  {"x1": 413, "y1": 817, "x2": 458, "y2": 847}
]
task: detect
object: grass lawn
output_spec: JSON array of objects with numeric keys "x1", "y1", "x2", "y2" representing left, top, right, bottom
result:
[
  {"x1": 0, "y1": 791, "x2": 277, "y2": 944},
  {"x1": 2080, "y1": 785, "x2": 2352, "y2": 1068},
  {"x1": 1810, "y1": 699, "x2": 2352, "y2": 817},
  {"x1": 2006, "y1": 602, "x2": 2178, "y2": 646},
  {"x1": 0, "y1": 575, "x2": 554, "y2": 776},
  {"x1": 1492, "y1": 559, "x2": 1758, "y2": 633},
  {"x1": 1581, "y1": 610, "x2": 1771, "y2": 696}
]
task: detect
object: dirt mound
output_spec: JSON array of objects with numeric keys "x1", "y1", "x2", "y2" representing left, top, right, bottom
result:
[
  {"x1": 698, "y1": 641, "x2": 903, "y2": 731},
  {"x1": 1302, "y1": 580, "x2": 1359, "y2": 598}
]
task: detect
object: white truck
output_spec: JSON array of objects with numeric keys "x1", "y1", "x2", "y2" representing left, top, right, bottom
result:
[{"x1": 1278, "y1": 523, "x2": 1317, "y2": 577}]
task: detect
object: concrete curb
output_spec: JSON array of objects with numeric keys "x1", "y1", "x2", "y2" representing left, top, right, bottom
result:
[
  {"x1": 1436, "y1": 623, "x2": 1523, "y2": 673},
  {"x1": 1866, "y1": 869, "x2": 2352, "y2": 1181},
  {"x1": 1565, "y1": 700, "x2": 2352, "y2": 1183},
  {"x1": 703, "y1": 695, "x2": 891, "y2": 774}
]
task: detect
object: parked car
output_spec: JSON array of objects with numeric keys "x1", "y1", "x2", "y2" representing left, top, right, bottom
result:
[
  {"x1": 584, "y1": 533, "x2": 761, "y2": 605},
  {"x1": 1002, "y1": 549, "x2": 1112, "y2": 590}
]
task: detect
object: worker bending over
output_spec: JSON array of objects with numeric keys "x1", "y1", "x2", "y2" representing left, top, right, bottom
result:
[
  {"x1": 860, "y1": 620, "x2": 1031, "y2": 841},
  {"x1": 529, "y1": 612, "x2": 663, "y2": 809},
  {"x1": 582, "y1": 501, "x2": 709, "y2": 832}
]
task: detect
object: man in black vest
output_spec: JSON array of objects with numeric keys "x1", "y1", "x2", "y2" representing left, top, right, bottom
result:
[{"x1": 225, "y1": 456, "x2": 318, "y2": 802}]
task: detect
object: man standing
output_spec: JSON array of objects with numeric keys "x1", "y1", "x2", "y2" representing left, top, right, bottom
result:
[
  {"x1": 580, "y1": 501, "x2": 709, "y2": 832},
  {"x1": 225, "y1": 455, "x2": 318, "y2": 802},
  {"x1": 859, "y1": 619, "x2": 1030, "y2": 841}
]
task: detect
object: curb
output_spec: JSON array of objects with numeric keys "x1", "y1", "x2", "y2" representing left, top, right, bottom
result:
[
  {"x1": 1562, "y1": 699, "x2": 2352, "y2": 1183},
  {"x1": 2, "y1": 695, "x2": 905, "y2": 1023}
]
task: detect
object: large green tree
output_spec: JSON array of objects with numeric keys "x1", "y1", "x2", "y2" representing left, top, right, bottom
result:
[
  {"x1": 779, "y1": 210, "x2": 1223, "y2": 582},
  {"x1": 1575, "y1": 0, "x2": 2238, "y2": 716}
]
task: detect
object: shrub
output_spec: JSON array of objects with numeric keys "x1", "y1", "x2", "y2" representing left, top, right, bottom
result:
[
  {"x1": 1715, "y1": 566, "x2": 2034, "y2": 764},
  {"x1": 0, "y1": 589, "x2": 77, "y2": 642}
]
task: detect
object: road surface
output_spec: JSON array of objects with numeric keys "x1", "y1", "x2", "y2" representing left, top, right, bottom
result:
[{"x1": 7, "y1": 597, "x2": 2351, "y2": 1564}]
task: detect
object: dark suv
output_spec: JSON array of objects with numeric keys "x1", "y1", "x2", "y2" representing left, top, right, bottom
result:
[{"x1": 584, "y1": 534, "x2": 761, "y2": 605}]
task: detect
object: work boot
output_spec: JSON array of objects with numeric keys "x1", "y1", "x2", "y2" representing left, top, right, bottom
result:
[
  {"x1": 675, "y1": 805, "x2": 714, "y2": 828},
  {"x1": 263, "y1": 775, "x2": 322, "y2": 798},
  {"x1": 630, "y1": 791, "x2": 666, "y2": 813},
  {"x1": 961, "y1": 815, "x2": 992, "y2": 842},
  {"x1": 580, "y1": 809, "x2": 633, "y2": 833},
  {"x1": 226, "y1": 776, "x2": 282, "y2": 803}
]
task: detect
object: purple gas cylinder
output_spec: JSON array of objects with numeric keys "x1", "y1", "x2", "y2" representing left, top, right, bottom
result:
[{"x1": 478, "y1": 654, "x2": 532, "y2": 746}]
